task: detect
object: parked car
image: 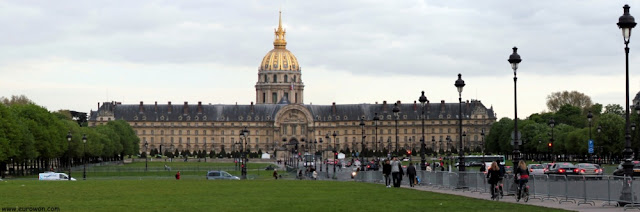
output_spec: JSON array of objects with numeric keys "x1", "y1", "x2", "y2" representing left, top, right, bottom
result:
[
  {"x1": 264, "y1": 164, "x2": 277, "y2": 170},
  {"x1": 575, "y1": 163, "x2": 604, "y2": 178},
  {"x1": 527, "y1": 164, "x2": 545, "y2": 175},
  {"x1": 504, "y1": 166, "x2": 513, "y2": 175},
  {"x1": 612, "y1": 160, "x2": 640, "y2": 176},
  {"x1": 206, "y1": 170, "x2": 240, "y2": 180},
  {"x1": 365, "y1": 161, "x2": 379, "y2": 171},
  {"x1": 546, "y1": 162, "x2": 578, "y2": 178}
]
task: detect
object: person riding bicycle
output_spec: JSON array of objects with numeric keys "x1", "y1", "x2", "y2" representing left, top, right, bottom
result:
[
  {"x1": 514, "y1": 160, "x2": 530, "y2": 199},
  {"x1": 486, "y1": 161, "x2": 502, "y2": 199},
  {"x1": 496, "y1": 159, "x2": 505, "y2": 195}
]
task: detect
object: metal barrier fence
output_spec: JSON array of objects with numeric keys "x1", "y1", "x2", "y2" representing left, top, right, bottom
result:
[{"x1": 354, "y1": 170, "x2": 640, "y2": 209}]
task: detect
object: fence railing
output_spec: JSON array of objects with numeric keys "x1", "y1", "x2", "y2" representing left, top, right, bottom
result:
[{"x1": 354, "y1": 170, "x2": 640, "y2": 209}]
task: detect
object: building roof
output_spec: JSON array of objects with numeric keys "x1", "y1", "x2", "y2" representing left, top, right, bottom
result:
[{"x1": 89, "y1": 100, "x2": 496, "y2": 123}]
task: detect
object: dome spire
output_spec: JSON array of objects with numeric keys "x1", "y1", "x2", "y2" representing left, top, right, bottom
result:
[{"x1": 273, "y1": 11, "x2": 287, "y2": 49}]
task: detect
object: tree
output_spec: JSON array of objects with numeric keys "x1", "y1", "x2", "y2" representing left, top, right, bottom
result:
[
  {"x1": 0, "y1": 95, "x2": 35, "y2": 105},
  {"x1": 546, "y1": 91, "x2": 593, "y2": 112},
  {"x1": 604, "y1": 104, "x2": 624, "y2": 117}
]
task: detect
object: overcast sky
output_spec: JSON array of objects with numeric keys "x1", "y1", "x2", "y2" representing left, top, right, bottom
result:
[{"x1": 2, "y1": 0, "x2": 640, "y2": 119}]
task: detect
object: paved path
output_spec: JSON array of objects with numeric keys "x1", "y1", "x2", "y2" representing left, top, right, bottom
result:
[{"x1": 408, "y1": 185, "x2": 629, "y2": 212}]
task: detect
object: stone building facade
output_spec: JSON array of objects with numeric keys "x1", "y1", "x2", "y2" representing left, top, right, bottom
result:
[{"x1": 88, "y1": 13, "x2": 497, "y2": 157}]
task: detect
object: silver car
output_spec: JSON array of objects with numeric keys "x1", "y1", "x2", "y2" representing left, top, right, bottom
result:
[
  {"x1": 206, "y1": 171, "x2": 240, "y2": 180},
  {"x1": 527, "y1": 164, "x2": 545, "y2": 175},
  {"x1": 576, "y1": 163, "x2": 604, "y2": 179}
]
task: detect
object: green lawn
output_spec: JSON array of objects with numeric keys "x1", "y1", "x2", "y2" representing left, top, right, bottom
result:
[
  {"x1": 76, "y1": 161, "x2": 280, "y2": 179},
  {"x1": 0, "y1": 179, "x2": 567, "y2": 212}
]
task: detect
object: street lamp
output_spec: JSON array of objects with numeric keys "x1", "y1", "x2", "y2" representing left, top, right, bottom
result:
[
  {"x1": 144, "y1": 141, "x2": 149, "y2": 172},
  {"x1": 618, "y1": 4, "x2": 638, "y2": 203},
  {"x1": 431, "y1": 136, "x2": 436, "y2": 158},
  {"x1": 549, "y1": 118, "x2": 555, "y2": 161},
  {"x1": 82, "y1": 134, "x2": 87, "y2": 180},
  {"x1": 239, "y1": 127, "x2": 249, "y2": 179},
  {"x1": 481, "y1": 129, "x2": 485, "y2": 166},
  {"x1": 359, "y1": 117, "x2": 366, "y2": 168},
  {"x1": 373, "y1": 113, "x2": 379, "y2": 154},
  {"x1": 454, "y1": 74, "x2": 466, "y2": 174},
  {"x1": 419, "y1": 91, "x2": 428, "y2": 170},
  {"x1": 332, "y1": 131, "x2": 338, "y2": 179},
  {"x1": 508, "y1": 46, "x2": 523, "y2": 169},
  {"x1": 587, "y1": 111, "x2": 594, "y2": 163},
  {"x1": 446, "y1": 135, "x2": 452, "y2": 171},
  {"x1": 65, "y1": 131, "x2": 73, "y2": 181},
  {"x1": 393, "y1": 103, "x2": 400, "y2": 155}
]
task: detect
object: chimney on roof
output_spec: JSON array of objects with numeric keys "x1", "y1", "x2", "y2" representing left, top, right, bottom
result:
[
  {"x1": 168, "y1": 101, "x2": 172, "y2": 113},
  {"x1": 139, "y1": 101, "x2": 144, "y2": 114},
  {"x1": 375, "y1": 102, "x2": 378, "y2": 104},
  {"x1": 197, "y1": 101, "x2": 202, "y2": 114},
  {"x1": 441, "y1": 100, "x2": 445, "y2": 112},
  {"x1": 98, "y1": 102, "x2": 100, "y2": 110},
  {"x1": 413, "y1": 101, "x2": 417, "y2": 111},
  {"x1": 397, "y1": 100, "x2": 401, "y2": 105},
  {"x1": 250, "y1": 101, "x2": 254, "y2": 113},
  {"x1": 383, "y1": 101, "x2": 388, "y2": 112},
  {"x1": 154, "y1": 101, "x2": 158, "y2": 113},
  {"x1": 183, "y1": 102, "x2": 189, "y2": 114},
  {"x1": 332, "y1": 102, "x2": 336, "y2": 114}
]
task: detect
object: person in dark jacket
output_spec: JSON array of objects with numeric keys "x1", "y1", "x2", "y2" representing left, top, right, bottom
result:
[
  {"x1": 407, "y1": 163, "x2": 417, "y2": 187},
  {"x1": 486, "y1": 162, "x2": 501, "y2": 199},
  {"x1": 496, "y1": 159, "x2": 505, "y2": 195},
  {"x1": 382, "y1": 159, "x2": 392, "y2": 188}
]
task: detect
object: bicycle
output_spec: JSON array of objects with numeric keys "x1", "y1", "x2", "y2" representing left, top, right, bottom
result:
[
  {"x1": 516, "y1": 183, "x2": 529, "y2": 202},
  {"x1": 491, "y1": 183, "x2": 503, "y2": 201}
]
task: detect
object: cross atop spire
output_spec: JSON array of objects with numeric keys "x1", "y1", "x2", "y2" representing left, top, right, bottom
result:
[{"x1": 273, "y1": 11, "x2": 287, "y2": 49}]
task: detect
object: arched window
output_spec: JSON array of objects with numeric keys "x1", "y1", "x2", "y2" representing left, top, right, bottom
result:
[{"x1": 273, "y1": 74, "x2": 277, "y2": 83}]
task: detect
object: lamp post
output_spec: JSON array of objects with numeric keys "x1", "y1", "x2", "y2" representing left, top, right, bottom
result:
[
  {"x1": 446, "y1": 135, "x2": 452, "y2": 171},
  {"x1": 82, "y1": 134, "x2": 87, "y2": 180},
  {"x1": 240, "y1": 127, "x2": 249, "y2": 179},
  {"x1": 419, "y1": 91, "x2": 428, "y2": 170},
  {"x1": 635, "y1": 102, "x2": 640, "y2": 159},
  {"x1": 66, "y1": 131, "x2": 72, "y2": 181},
  {"x1": 587, "y1": 111, "x2": 593, "y2": 163},
  {"x1": 454, "y1": 73, "x2": 466, "y2": 189},
  {"x1": 373, "y1": 113, "x2": 379, "y2": 154},
  {"x1": 332, "y1": 132, "x2": 338, "y2": 179},
  {"x1": 508, "y1": 46, "x2": 523, "y2": 169},
  {"x1": 618, "y1": 4, "x2": 637, "y2": 203},
  {"x1": 431, "y1": 136, "x2": 436, "y2": 158},
  {"x1": 454, "y1": 74, "x2": 466, "y2": 174},
  {"x1": 360, "y1": 117, "x2": 366, "y2": 168},
  {"x1": 597, "y1": 125, "x2": 603, "y2": 164},
  {"x1": 393, "y1": 103, "x2": 400, "y2": 155},
  {"x1": 481, "y1": 129, "x2": 485, "y2": 166},
  {"x1": 203, "y1": 140, "x2": 207, "y2": 163},
  {"x1": 144, "y1": 141, "x2": 149, "y2": 172},
  {"x1": 549, "y1": 118, "x2": 555, "y2": 162}
]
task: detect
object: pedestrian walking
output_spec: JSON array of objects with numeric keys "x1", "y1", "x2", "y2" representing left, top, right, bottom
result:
[
  {"x1": 382, "y1": 159, "x2": 392, "y2": 188},
  {"x1": 407, "y1": 163, "x2": 417, "y2": 187}
]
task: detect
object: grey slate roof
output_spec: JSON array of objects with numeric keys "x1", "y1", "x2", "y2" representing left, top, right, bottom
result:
[{"x1": 89, "y1": 100, "x2": 496, "y2": 122}]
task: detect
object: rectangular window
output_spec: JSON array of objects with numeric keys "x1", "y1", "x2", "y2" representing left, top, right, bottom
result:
[
  {"x1": 295, "y1": 93, "x2": 298, "y2": 103},
  {"x1": 263, "y1": 93, "x2": 266, "y2": 103},
  {"x1": 272, "y1": 92, "x2": 277, "y2": 104},
  {"x1": 284, "y1": 92, "x2": 289, "y2": 101}
]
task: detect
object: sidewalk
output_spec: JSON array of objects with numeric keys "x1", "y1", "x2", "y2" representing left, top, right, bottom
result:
[{"x1": 409, "y1": 185, "x2": 628, "y2": 212}]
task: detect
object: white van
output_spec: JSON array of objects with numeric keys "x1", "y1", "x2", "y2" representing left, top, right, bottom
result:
[{"x1": 39, "y1": 172, "x2": 76, "y2": 181}]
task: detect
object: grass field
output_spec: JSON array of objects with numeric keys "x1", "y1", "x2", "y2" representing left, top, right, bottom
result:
[{"x1": 0, "y1": 179, "x2": 568, "y2": 212}]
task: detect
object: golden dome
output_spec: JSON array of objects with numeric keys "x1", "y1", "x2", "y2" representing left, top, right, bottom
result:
[{"x1": 259, "y1": 11, "x2": 300, "y2": 72}]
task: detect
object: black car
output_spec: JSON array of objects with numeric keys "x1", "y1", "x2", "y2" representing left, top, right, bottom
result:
[
  {"x1": 612, "y1": 161, "x2": 640, "y2": 176},
  {"x1": 546, "y1": 162, "x2": 578, "y2": 176},
  {"x1": 365, "y1": 161, "x2": 379, "y2": 171}
]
